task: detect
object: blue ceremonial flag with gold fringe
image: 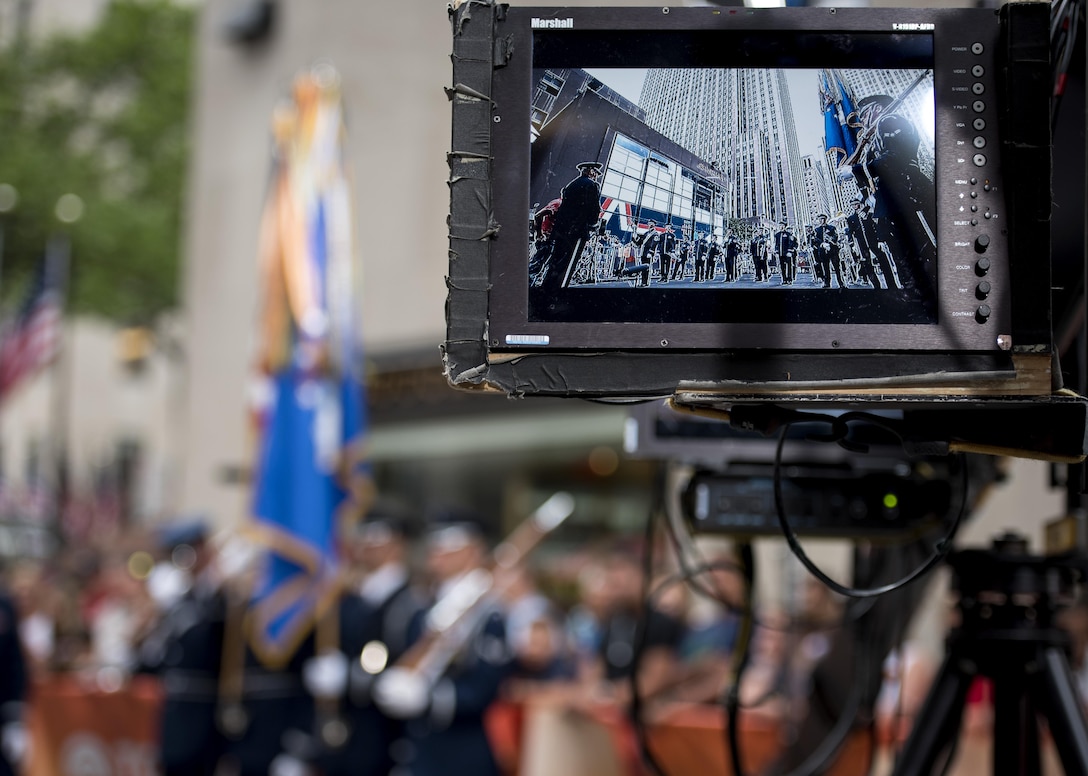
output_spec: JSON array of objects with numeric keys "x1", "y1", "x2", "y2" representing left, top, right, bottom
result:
[{"x1": 246, "y1": 64, "x2": 371, "y2": 668}]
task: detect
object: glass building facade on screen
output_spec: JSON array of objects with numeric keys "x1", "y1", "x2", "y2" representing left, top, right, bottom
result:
[{"x1": 531, "y1": 74, "x2": 730, "y2": 243}]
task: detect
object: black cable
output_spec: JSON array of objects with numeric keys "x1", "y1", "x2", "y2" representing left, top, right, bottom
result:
[
  {"x1": 766, "y1": 603, "x2": 875, "y2": 776},
  {"x1": 725, "y1": 541, "x2": 755, "y2": 776},
  {"x1": 659, "y1": 463, "x2": 879, "y2": 629},
  {"x1": 934, "y1": 728, "x2": 962, "y2": 776},
  {"x1": 630, "y1": 478, "x2": 670, "y2": 776},
  {"x1": 884, "y1": 562, "x2": 921, "y2": 776},
  {"x1": 773, "y1": 424, "x2": 970, "y2": 599},
  {"x1": 647, "y1": 412, "x2": 970, "y2": 771},
  {"x1": 1051, "y1": 0, "x2": 1084, "y2": 130},
  {"x1": 644, "y1": 557, "x2": 877, "y2": 694},
  {"x1": 647, "y1": 560, "x2": 743, "y2": 605},
  {"x1": 642, "y1": 552, "x2": 886, "y2": 774},
  {"x1": 863, "y1": 721, "x2": 879, "y2": 776},
  {"x1": 658, "y1": 501, "x2": 737, "y2": 607}
]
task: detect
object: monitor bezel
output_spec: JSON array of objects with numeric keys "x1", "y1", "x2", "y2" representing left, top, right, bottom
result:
[{"x1": 486, "y1": 6, "x2": 1013, "y2": 353}]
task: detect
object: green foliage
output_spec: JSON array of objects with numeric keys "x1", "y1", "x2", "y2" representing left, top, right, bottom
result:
[{"x1": 0, "y1": 0, "x2": 195, "y2": 323}]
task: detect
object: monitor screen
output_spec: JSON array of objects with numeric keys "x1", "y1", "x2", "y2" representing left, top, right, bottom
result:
[
  {"x1": 526, "y1": 30, "x2": 937, "y2": 327},
  {"x1": 447, "y1": 4, "x2": 1055, "y2": 399},
  {"x1": 470, "y1": 6, "x2": 1034, "y2": 361}
]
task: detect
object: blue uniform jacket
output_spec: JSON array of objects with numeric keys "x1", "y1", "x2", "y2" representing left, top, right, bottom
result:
[{"x1": 399, "y1": 601, "x2": 511, "y2": 776}]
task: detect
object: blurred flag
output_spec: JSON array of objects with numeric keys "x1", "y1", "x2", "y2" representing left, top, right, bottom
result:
[
  {"x1": 245, "y1": 64, "x2": 371, "y2": 668},
  {"x1": 821, "y1": 69, "x2": 862, "y2": 171},
  {"x1": 0, "y1": 252, "x2": 64, "y2": 402},
  {"x1": 836, "y1": 74, "x2": 859, "y2": 158},
  {"x1": 820, "y1": 71, "x2": 845, "y2": 163}
]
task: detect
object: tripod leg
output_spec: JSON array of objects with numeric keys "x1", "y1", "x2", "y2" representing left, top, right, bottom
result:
[
  {"x1": 993, "y1": 670, "x2": 1041, "y2": 776},
  {"x1": 1033, "y1": 645, "x2": 1088, "y2": 774},
  {"x1": 890, "y1": 651, "x2": 974, "y2": 776}
]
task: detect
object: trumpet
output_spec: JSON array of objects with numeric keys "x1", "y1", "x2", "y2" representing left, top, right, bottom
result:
[{"x1": 393, "y1": 491, "x2": 576, "y2": 686}]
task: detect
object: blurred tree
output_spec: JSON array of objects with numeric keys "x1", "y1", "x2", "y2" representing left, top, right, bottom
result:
[{"x1": 0, "y1": 0, "x2": 195, "y2": 324}]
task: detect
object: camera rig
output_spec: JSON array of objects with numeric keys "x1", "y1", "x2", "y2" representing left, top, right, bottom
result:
[{"x1": 445, "y1": 0, "x2": 1087, "y2": 463}]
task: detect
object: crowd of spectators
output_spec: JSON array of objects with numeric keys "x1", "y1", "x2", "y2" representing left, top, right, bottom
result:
[
  {"x1": 7, "y1": 521, "x2": 1088, "y2": 774},
  {"x1": 8, "y1": 544, "x2": 157, "y2": 681},
  {"x1": 0, "y1": 527, "x2": 860, "y2": 720}
]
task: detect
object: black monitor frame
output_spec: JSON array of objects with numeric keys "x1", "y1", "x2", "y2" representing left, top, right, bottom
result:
[{"x1": 446, "y1": 2, "x2": 1052, "y2": 400}]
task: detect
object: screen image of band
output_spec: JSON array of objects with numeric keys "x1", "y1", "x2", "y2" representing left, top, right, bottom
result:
[{"x1": 526, "y1": 39, "x2": 940, "y2": 327}]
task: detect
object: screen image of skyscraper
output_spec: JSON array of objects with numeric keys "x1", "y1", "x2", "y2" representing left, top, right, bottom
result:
[
  {"x1": 639, "y1": 67, "x2": 934, "y2": 230},
  {"x1": 640, "y1": 68, "x2": 808, "y2": 230},
  {"x1": 524, "y1": 57, "x2": 937, "y2": 305}
]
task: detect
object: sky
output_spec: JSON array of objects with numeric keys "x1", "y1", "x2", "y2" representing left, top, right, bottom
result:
[{"x1": 583, "y1": 68, "x2": 647, "y2": 106}]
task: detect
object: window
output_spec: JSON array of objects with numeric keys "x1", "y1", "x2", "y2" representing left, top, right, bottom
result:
[{"x1": 541, "y1": 70, "x2": 565, "y2": 95}]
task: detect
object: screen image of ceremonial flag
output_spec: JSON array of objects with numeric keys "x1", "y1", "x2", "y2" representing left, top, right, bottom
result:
[
  {"x1": 0, "y1": 253, "x2": 64, "y2": 402},
  {"x1": 246, "y1": 65, "x2": 370, "y2": 667}
]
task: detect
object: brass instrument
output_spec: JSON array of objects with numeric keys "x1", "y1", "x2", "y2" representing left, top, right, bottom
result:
[{"x1": 394, "y1": 491, "x2": 576, "y2": 686}]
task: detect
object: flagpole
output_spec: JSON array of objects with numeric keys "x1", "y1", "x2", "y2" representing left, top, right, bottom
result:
[
  {"x1": 0, "y1": 185, "x2": 17, "y2": 472},
  {"x1": 49, "y1": 194, "x2": 81, "y2": 544}
]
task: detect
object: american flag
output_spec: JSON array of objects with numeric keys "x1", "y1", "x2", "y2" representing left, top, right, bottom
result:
[{"x1": 0, "y1": 254, "x2": 64, "y2": 402}]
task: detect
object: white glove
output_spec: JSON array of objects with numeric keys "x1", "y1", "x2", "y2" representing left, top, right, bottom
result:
[
  {"x1": 302, "y1": 651, "x2": 349, "y2": 699},
  {"x1": 146, "y1": 564, "x2": 190, "y2": 610},
  {"x1": 1, "y1": 722, "x2": 26, "y2": 766},
  {"x1": 372, "y1": 667, "x2": 431, "y2": 719}
]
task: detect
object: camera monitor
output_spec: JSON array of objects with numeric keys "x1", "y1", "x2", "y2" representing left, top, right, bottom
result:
[{"x1": 446, "y1": 2, "x2": 1054, "y2": 401}]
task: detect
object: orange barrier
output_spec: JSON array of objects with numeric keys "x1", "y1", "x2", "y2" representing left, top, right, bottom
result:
[
  {"x1": 487, "y1": 699, "x2": 871, "y2": 776},
  {"x1": 645, "y1": 704, "x2": 874, "y2": 776},
  {"x1": 25, "y1": 675, "x2": 163, "y2": 776},
  {"x1": 487, "y1": 698, "x2": 1069, "y2": 776},
  {"x1": 20, "y1": 677, "x2": 1067, "y2": 776}
]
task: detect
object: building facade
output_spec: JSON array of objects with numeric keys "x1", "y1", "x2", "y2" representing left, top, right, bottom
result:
[
  {"x1": 531, "y1": 85, "x2": 727, "y2": 244},
  {"x1": 178, "y1": 0, "x2": 664, "y2": 544},
  {"x1": 641, "y1": 68, "x2": 808, "y2": 228},
  {"x1": 531, "y1": 67, "x2": 646, "y2": 138}
]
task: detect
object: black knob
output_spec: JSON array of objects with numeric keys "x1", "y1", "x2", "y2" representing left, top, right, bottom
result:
[
  {"x1": 976, "y1": 257, "x2": 991, "y2": 275},
  {"x1": 974, "y1": 235, "x2": 991, "y2": 253},
  {"x1": 976, "y1": 281, "x2": 991, "y2": 299},
  {"x1": 976, "y1": 304, "x2": 992, "y2": 322}
]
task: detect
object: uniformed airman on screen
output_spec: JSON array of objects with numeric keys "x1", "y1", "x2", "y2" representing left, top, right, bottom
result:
[{"x1": 535, "y1": 162, "x2": 603, "y2": 294}]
